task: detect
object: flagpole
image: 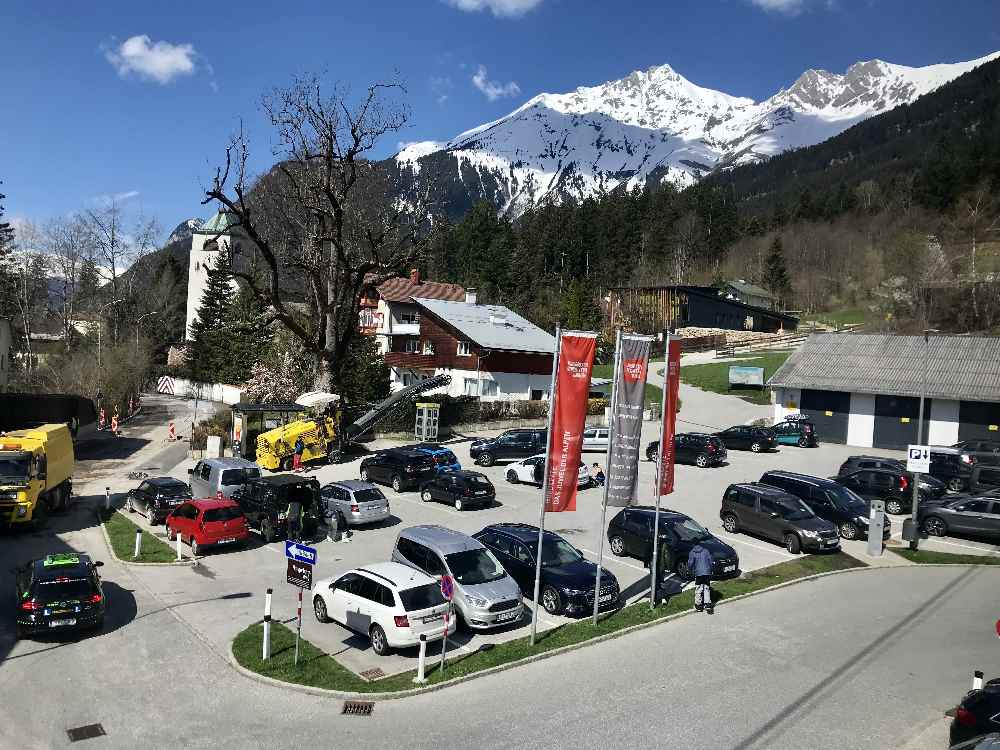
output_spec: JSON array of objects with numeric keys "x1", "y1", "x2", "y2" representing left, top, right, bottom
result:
[
  {"x1": 592, "y1": 328, "x2": 622, "y2": 624},
  {"x1": 650, "y1": 332, "x2": 670, "y2": 609},
  {"x1": 530, "y1": 324, "x2": 561, "y2": 647}
]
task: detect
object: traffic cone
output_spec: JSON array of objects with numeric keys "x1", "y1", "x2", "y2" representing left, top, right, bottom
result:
[{"x1": 168, "y1": 421, "x2": 176, "y2": 442}]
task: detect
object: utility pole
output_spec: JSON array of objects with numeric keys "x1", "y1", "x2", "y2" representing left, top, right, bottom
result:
[{"x1": 909, "y1": 329, "x2": 930, "y2": 551}]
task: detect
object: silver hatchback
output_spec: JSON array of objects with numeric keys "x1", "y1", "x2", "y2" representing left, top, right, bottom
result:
[
  {"x1": 188, "y1": 458, "x2": 261, "y2": 500},
  {"x1": 391, "y1": 525, "x2": 524, "y2": 630},
  {"x1": 320, "y1": 480, "x2": 391, "y2": 527}
]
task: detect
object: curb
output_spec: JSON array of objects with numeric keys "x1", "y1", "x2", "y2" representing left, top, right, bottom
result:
[
  {"x1": 98, "y1": 508, "x2": 195, "y2": 567},
  {"x1": 228, "y1": 563, "x2": 898, "y2": 701}
]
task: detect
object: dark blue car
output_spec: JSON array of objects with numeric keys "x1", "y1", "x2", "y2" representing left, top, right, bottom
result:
[{"x1": 407, "y1": 443, "x2": 462, "y2": 474}]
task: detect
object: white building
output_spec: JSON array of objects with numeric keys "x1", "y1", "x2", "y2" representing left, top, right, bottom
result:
[{"x1": 185, "y1": 210, "x2": 247, "y2": 340}]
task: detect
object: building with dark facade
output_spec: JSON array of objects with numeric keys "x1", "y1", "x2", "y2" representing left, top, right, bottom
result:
[{"x1": 769, "y1": 333, "x2": 1000, "y2": 450}]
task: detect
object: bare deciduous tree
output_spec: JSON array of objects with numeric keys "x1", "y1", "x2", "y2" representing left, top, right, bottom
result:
[
  {"x1": 40, "y1": 214, "x2": 96, "y2": 349},
  {"x1": 203, "y1": 75, "x2": 431, "y2": 391}
]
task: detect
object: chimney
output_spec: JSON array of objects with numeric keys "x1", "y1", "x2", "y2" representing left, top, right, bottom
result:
[
  {"x1": 409, "y1": 268, "x2": 421, "y2": 284},
  {"x1": 465, "y1": 288, "x2": 477, "y2": 305}
]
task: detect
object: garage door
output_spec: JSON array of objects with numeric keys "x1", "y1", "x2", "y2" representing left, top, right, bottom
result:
[
  {"x1": 958, "y1": 401, "x2": 1000, "y2": 443},
  {"x1": 873, "y1": 395, "x2": 925, "y2": 450},
  {"x1": 800, "y1": 389, "x2": 850, "y2": 444}
]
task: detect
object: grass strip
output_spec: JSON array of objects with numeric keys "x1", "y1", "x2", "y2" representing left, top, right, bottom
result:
[
  {"x1": 232, "y1": 551, "x2": 863, "y2": 693},
  {"x1": 680, "y1": 351, "x2": 792, "y2": 405},
  {"x1": 893, "y1": 549, "x2": 1000, "y2": 565},
  {"x1": 102, "y1": 509, "x2": 177, "y2": 563}
]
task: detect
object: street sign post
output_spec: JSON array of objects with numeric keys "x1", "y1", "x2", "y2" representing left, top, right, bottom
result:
[
  {"x1": 286, "y1": 559, "x2": 313, "y2": 589},
  {"x1": 284, "y1": 542, "x2": 316, "y2": 666},
  {"x1": 439, "y1": 575, "x2": 454, "y2": 672},
  {"x1": 906, "y1": 445, "x2": 930, "y2": 474},
  {"x1": 866, "y1": 499, "x2": 886, "y2": 557},
  {"x1": 285, "y1": 541, "x2": 317, "y2": 565},
  {"x1": 906, "y1": 445, "x2": 931, "y2": 551}
]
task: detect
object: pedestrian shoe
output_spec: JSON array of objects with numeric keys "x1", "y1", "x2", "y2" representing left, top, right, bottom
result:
[
  {"x1": 706, "y1": 607, "x2": 714, "y2": 615},
  {"x1": 694, "y1": 605, "x2": 704, "y2": 612}
]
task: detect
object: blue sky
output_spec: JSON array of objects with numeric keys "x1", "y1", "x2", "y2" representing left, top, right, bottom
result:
[{"x1": 2, "y1": 0, "x2": 998, "y2": 237}]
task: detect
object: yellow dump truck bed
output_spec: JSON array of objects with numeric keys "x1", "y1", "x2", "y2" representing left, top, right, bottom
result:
[{"x1": 255, "y1": 418, "x2": 336, "y2": 470}]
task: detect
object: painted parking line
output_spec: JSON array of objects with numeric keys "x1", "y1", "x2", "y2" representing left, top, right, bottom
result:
[
  {"x1": 577, "y1": 547, "x2": 648, "y2": 572},
  {"x1": 713, "y1": 530, "x2": 797, "y2": 560},
  {"x1": 920, "y1": 538, "x2": 1000, "y2": 556}
]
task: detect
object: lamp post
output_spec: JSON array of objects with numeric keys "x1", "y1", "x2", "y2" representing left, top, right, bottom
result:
[{"x1": 135, "y1": 311, "x2": 159, "y2": 352}]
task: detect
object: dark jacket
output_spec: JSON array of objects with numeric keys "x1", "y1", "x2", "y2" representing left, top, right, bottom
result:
[
  {"x1": 294, "y1": 438, "x2": 305, "y2": 455},
  {"x1": 687, "y1": 544, "x2": 713, "y2": 578}
]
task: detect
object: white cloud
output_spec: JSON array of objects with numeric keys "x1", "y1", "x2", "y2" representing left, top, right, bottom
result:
[
  {"x1": 92, "y1": 190, "x2": 140, "y2": 207},
  {"x1": 472, "y1": 65, "x2": 521, "y2": 101},
  {"x1": 444, "y1": 0, "x2": 543, "y2": 18},
  {"x1": 429, "y1": 75, "x2": 453, "y2": 105},
  {"x1": 104, "y1": 35, "x2": 197, "y2": 84},
  {"x1": 749, "y1": 0, "x2": 836, "y2": 14}
]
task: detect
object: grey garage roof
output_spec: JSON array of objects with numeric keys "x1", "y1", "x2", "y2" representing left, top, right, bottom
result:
[
  {"x1": 768, "y1": 333, "x2": 1000, "y2": 404},
  {"x1": 412, "y1": 298, "x2": 556, "y2": 354}
]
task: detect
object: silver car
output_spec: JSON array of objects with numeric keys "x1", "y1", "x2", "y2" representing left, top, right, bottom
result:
[
  {"x1": 320, "y1": 480, "x2": 391, "y2": 527},
  {"x1": 391, "y1": 525, "x2": 524, "y2": 631},
  {"x1": 188, "y1": 457, "x2": 261, "y2": 499},
  {"x1": 581, "y1": 426, "x2": 610, "y2": 452}
]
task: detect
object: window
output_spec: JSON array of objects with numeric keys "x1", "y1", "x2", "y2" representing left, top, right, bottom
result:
[
  {"x1": 464, "y1": 378, "x2": 479, "y2": 396},
  {"x1": 422, "y1": 340, "x2": 435, "y2": 355},
  {"x1": 514, "y1": 542, "x2": 534, "y2": 565},
  {"x1": 958, "y1": 500, "x2": 991, "y2": 513},
  {"x1": 457, "y1": 341, "x2": 471, "y2": 356},
  {"x1": 869, "y1": 473, "x2": 894, "y2": 490},
  {"x1": 222, "y1": 468, "x2": 258, "y2": 486},
  {"x1": 199, "y1": 463, "x2": 211, "y2": 480},
  {"x1": 355, "y1": 577, "x2": 383, "y2": 603},
  {"x1": 396, "y1": 537, "x2": 428, "y2": 569},
  {"x1": 480, "y1": 380, "x2": 499, "y2": 397},
  {"x1": 399, "y1": 583, "x2": 446, "y2": 612},
  {"x1": 423, "y1": 550, "x2": 446, "y2": 576},
  {"x1": 445, "y1": 549, "x2": 505, "y2": 585},
  {"x1": 404, "y1": 338, "x2": 419, "y2": 353},
  {"x1": 399, "y1": 311, "x2": 418, "y2": 325},
  {"x1": 204, "y1": 507, "x2": 244, "y2": 522},
  {"x1": 734, "y1": 490, "x2": 756, "y2": 508}
]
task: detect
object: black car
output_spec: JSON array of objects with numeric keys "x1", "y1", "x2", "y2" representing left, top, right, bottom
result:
[
  {"x1": 645, "y1": 433, "x2": 728, "y2": 468},
  {"x1": 951, "y1": 677, "x2": 1000, "y2": 745},
  {"x1": 837, "y1": 455, "x2": 905, "y2": 475},
  {"x1": 953, "y1": 440, "x2": 1000, "y2": 467},
  {"x1": 721, "y1": 483, "x2": 841, "y2": 554},
  {"x1": 14, "y1": 553, "x2": 105, "y2": 639},
  {"x1": 771, "y1": 417, "x2": 819, "y2": 448},
  {"x1": 470, "y1": 429, "x2": 547, "y2": 467},
  {"x1": 125, "y1": 476, "x2": 192, "y2": 524},
  {"x1": 928, "y1": 447, "x2": 977, "y2": 492},
  {"x1": 833, "y1": 468, "x2": 945, "y2": 515},
  {"x1": 473, "y1": 523, "x2": 619, "y2": 616},
  {"x1": 419, "y1": 470, "x2": 495, "y2": 511},
  {"x1": 713, "y1": 425, "x2": 777, "y2": 453},
  {"x1": 918, "y1": 495, "x2": 1000, "y2": 539},
  {"x1": 760, "y1": 470, "x2": 890, "y2": 541},
  {"x1": 606, "y1": 506, "x2": 739, "y2": 580},
  {"x1": 359, "y1": 448, "x2": 436, "y2": 491},
  {"x1": 232, "y1": 475, "x2": 320, "y2": 542}
]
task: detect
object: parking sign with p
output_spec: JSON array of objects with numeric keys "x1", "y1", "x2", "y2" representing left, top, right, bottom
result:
[{"x1": 907, "y1": 445, "x2": 930, "y2": 474}]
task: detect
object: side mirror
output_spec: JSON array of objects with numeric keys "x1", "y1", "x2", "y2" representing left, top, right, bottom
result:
[
  {"x1": 93, "y1": 561, "x2": 104, "y2": 568},
  {"x1": 187, "y1": 468, "x2": 193, "y2": 475}
]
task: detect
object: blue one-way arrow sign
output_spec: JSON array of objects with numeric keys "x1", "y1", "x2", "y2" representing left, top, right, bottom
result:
[{"x1": 285, "y1": 541, "x2": 317, "y2": 565}]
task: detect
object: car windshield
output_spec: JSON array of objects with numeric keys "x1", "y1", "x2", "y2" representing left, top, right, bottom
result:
[
  {"x1": 445, "y1": 549, "x2": 506, "y2": 585},
  {"x1": 670, "y1": 518, "x2": 713, "y2": 543},
  {"x1": 0, "y1": 452, "x2": 31, "y2": 482},
  {"x1": 825, "y1": 486, "x2": 868, "y2": 514},
  {"x1": 203, "y1": 506, "x2": 243, "y2": 522},
  {"x1": 434, "y1": 451, "x2": 458, "y2": 464},
  {"x1": 221, "y1": 468, "x2": 260, "y2": 486},
  {"x1": 469, "y1": 476, "x2": 492, "y2": 488},
  {"x1": 34, "y1": 578, "x2": 93, "y2": 602},
  {"x1": 158, "y1": 483, "x2": 191, "y2": 498},
  {"x1": 777, "y1": 498, "x2": 814, "y2": 521},
  {"x1": 538, "y1": 537, "x2": 584, "y2": 567},
  {"x1": 398, "y1": 583, "x2": 446, "y2": 612},
  {"x1": 354, "y1": 488, "x2": 385, "y2": 503}
]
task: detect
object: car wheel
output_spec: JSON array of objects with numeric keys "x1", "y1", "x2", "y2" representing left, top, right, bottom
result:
[
  {"x1": 421, "y1": 488, "x2": 433, "y2": 503},
  {"x1": 313, "y1": 596, "x2": 330, "y2": 623},
  {"x1": 839, "y1": 522, "x2": 859, "y2": 540},
  {"x1": 675, "y1": 559, "x2": 693, "y2": 580},
  {"x1": 391, "y1": 475, "x2": 403, "y2": 493},
  {"x1": 784, "y1": 534, "x2": 801, "y2": 554},
  {"x1": 797, "y1": 437, "x2": 809, "y2": 448},
  {"x1": 923, "y1": 516, "x2": 947, "y2": 537},
  {"x1": 541, "y1": 586, "x2": 562, "y2": 615},
  {"x1": 370, "y1": 624, "x2": 390, "y2": 656},
  {"x1": 166, "y1": 524, "x2": 177, "y2": 541},
  {"x1": 506, "y1": 470, "x2": 519, "y2": 484},
  {"x1": 947, "y1": 477, "x2": 964, "y2": 492},
  {"x1": 885, "y1": 498, "x2": 903, "y2": 515},
  {"x1": 478, "y1": 452, "x2": 495, "y2": 467},
  {"x1": 360, "y1": 468, "x2": 370, "y2": 482},
  {"x1": 454, "y1": 498, "x2": 464, "y2": 511},
  {"x1": 126, "y1": 496, "x2": 135, "y2": 513},
  {"x1": 190, "y1": 537, "x2": 201, "y2": 557},
  {"x1": 750, "y1": 442, "x2": 763, "y2": 453},
  {"x1": 694, "y1": 454, "x2": 710, "y2": 468},
  {"x1": 609, "y1": 535, "x2": 626, "y2": 557},
  {"x1": 722, "y1": 513, "x2": 739, "y2": 534},
  {"x1": 261, "y1": 519, "x2": 276, "y2": 543}
]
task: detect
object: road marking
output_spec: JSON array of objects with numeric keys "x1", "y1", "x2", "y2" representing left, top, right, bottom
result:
[
  {"x1": 577, "y1": 547, "x2": 647, "y2": 572},
  {"x1": 713, "y1": 531, "x2": 797, "y2": 559},
  {"x1": 924, "y1": 538, "x2": 1000, "y2": 556}
]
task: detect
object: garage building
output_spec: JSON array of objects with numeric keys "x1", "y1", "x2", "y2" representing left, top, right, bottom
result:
[{"x1": 768, "y1": 333, "x2": 1000, "y2": 450}]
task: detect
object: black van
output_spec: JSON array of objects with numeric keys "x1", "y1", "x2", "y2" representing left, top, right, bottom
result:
[
  {"x1": 359, "y1": 448, "x2": 436, "y2": 492},
  {"x1": 720, "y1": 483, "x2": 840, "y2": 554},
  {"x1": 232, "y1": 475, "x2": 320, "y2": 542}
]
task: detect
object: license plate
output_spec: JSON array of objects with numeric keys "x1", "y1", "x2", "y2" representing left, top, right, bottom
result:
[
  {"x1": 475, "y1": 491, "x2": 488, "y2": 496},
  {"x1": 422, "y1": 614, "x2": 442, "y2": 624},
  {"x1": 825, "y1": 539, "x2": 839, "y2": 546},
  {"x1": 598, "y1": 594, "x2": 614, "y2": 603},
  {"x1": 49, "y1": 618, "x2": 76, "y2": 627},
  {"x1": 218, "y1": 537, "x2": 236, "y2": 544},
  {"x1": 724, "y1": 564, "x2": 736, "y2": 572},
  {"x1": 495, "y1": 610, "x2": 519, "y2": 622}
]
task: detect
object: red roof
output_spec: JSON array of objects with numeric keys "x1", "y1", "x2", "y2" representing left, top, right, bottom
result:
[{"x1": 373, "y1": 276, "x2": 465, "y2": 304}]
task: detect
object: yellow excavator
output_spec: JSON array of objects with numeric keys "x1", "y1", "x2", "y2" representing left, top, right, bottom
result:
[{"x1": 254, "y1": 416, "x2": 339, "y2": 471}]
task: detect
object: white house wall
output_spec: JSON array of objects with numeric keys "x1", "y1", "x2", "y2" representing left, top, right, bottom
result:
[
  {"x1": 846, "y1": 393, "x2": 875, "y2": 448},
  {"x1": 772, "y1": 387, "x2": 801, "y2": 423},
  {"x1": 928, "y1": 398, "x2": 960, "y2": 445},
  {"x1": 185, "y1": 234, "x2": 240, "y2": 340},
  {"x1": 390, "y1": 366, "x2": 551, "y2": 401}
]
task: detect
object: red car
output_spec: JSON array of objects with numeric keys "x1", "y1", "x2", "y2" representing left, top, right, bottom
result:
[{"x1": 165, "y1": 499, "x2": 249, "y2": 556}]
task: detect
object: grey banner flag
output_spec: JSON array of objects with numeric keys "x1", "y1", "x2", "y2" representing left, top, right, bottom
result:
[{"x1": 606, "y1": 334, "x2": 653, "y2": 507}]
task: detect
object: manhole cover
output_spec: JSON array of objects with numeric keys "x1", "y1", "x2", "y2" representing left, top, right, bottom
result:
[
  {"x1": 359, "y1": 668, "x2": 385, "y2": 681},
  {"x1": 342, "y1": 701, "x2": 375, "y2": 716},
  {"x1": 67, "y1": 724, "x2": 106, "y2": 742}
]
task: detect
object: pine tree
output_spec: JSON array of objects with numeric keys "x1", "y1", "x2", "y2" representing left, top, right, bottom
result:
[
  {"x1": 216, "y1": 283, "x2": 270, "y2": 385},
  {"x1": 762, "y1": 236, "x2": 792, "y2": 308},
  {"x1": 336, "y1": 334, "x2": 390, "y2": 405},
  {"x1": 188, "y1": 254, "x2": 236, "y2": 381}
]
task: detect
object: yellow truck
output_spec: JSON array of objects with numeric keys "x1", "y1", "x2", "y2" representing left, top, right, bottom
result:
[
  {"x1": 255, "y1": 417, "x2": 338, "y2": 471},
  {"x1": 0, "y1": 424, "x2": 74, "y2": 527}
]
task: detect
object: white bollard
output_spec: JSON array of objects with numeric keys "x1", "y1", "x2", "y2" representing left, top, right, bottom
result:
[
  {"x1": 176, "y1": 531, "x2": 183, "y2": 561},
  {"x1": 105, "y1": 487, "x2": 111, "y2": 512},
  {"x1": 133, "y1": 528, "x2": 142, "y2": 558},
  {"x1": 973, "y1": 670, "x2": 984, "y2": 690},
  {"x1": 413, "y1": 634, "x2": 428, "y2": 684},
  {"x1": 263, "y1": 588, "x2": 273, "y2": 661}
]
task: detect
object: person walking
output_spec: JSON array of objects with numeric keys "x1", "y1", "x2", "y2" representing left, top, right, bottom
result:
[
  {"x1": 287, "y1": 498, "x2": 303, "y2": 542},
  {"x1": 292, "y1": 436, "x2": 305, "y2": 473},
  {"x1": 687, "y1": 542, "x2": 714, "y2": 614}
]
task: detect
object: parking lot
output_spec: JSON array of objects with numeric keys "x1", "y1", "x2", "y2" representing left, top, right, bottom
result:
[{"x1": 104, "y1": 408, "x2": 999, "y2": 681}]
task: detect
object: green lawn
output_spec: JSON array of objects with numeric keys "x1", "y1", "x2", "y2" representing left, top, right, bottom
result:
[
  {"x1": 232, "y1": 552, "x2": 862, "y2": 693},
  {"x1": 894, "y1": 549, "x2": 1000, "y2": 565},
  {"x1": 592, "y1": 364, "x2": 663, "y2": 407},
  {"x1": 102, "y1": 509, "x2": 177, "y2": 563},
  {"x1": 804, "y1": 308, "x2": 868, "y2": 328},
  {"x1": 680, "y1": 351, "x2": 792, "y2": 405}
]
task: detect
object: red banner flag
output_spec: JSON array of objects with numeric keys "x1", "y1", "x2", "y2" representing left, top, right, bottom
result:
[
  {"x1": 545, "y1": 332, "x2": 597, "y2": 512},
  {"x1": 658, "y1": 338, "x2": 682, "y2": 496}
]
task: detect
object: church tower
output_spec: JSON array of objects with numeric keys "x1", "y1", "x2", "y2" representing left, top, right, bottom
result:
[{"x1": 184, "y1": 210, "x2": 246, "y2": 340}]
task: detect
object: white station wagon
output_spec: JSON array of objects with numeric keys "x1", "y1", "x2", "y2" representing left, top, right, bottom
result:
[{"x1": 311, "y1": 562, "x2": 455, "y2": 656}]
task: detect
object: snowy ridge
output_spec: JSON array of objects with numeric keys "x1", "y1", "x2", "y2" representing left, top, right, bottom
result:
[{"x1": 391, "y1": 51, "x2": 999, "y2": 216}]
